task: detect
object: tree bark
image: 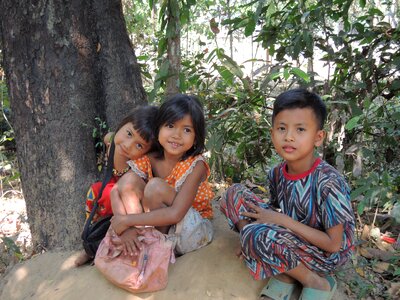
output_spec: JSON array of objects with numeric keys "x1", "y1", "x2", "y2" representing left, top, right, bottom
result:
[
  {"x1": 94, "y1": 0, "x2": 147, "y2": 129},
  {"x1": 0, "y1": 0, "x2": 146, "y2": 250},
  {"x1": 165, "y1": 1, "x2": 181, "y2": 97}
]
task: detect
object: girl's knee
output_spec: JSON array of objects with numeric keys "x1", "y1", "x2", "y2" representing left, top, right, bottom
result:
[
  {"x1": 143, "y1": 178, "x2": 174, "y2": 207},
  {"x1": 144, "y1": 178, "x2": 168, "y2": 199},
  {"x1": 118, "y1": 173, "x2": 144, "y2": 196}
]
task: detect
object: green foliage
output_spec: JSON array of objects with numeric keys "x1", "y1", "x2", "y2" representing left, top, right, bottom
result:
[
  {"x1": 1, "y1": 237, "x2": 23, "y2": 261},
  {"x1": 179, "y1": 47, "x2": 276, "y2": 182},
  {"x1": 92, "y1": 117, "x2": 109, "y2": 170},
  {"x1": 0, "y1": 78, "x2": 19, "y2": 188},
  {"x1": 214, "y1": 0, "x2": 400, "y2": 213}
]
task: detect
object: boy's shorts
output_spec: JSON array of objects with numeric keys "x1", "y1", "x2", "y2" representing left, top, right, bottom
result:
[{"x1": 168, "y1": 207, "x2": 213, "y2": 255}]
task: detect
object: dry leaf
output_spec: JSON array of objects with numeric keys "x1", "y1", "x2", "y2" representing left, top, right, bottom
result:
[
  {"x1": 355, "y1": 267, "x2": 365, "y2": 277},
  {"x1": 361, "y1": 224, "x2": 371, "y2": 241},
  {"x1": 372, "y1": 262, "x2": 390, "y2": 273},
  {"x1": 387, "y1": 282, "x2": 400, "y2": 299},
  {"x1": 362, "y1": 247, "x2": 399, "y2": 262},
  {"x1": 358, "y1": 246, "x2": 373, "y2": 259}
]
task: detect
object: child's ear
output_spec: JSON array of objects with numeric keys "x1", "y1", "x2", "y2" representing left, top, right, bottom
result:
[{"x1": 314, "y1": 130, "x2": 325, "y2": 147}]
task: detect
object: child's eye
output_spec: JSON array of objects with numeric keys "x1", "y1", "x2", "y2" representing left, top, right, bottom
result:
[
  {"x1": 184, "y1": 128, "x2": 192, "y2": 133},
  {"x1": 165, "y1": 123, "x2": 174, "y2": 128},
  {"x1": 297, "y1": 128, "x2": 305, "y2": 132},
  {"x1": 126, "y1": 130, "x2": 132, "y2": 137},
  {"x1": 136, "y1": 143, "x2": 143, "y2": 150},
  {"x1": 277, "y1": 127, "x2": 285, "y2": 131}
]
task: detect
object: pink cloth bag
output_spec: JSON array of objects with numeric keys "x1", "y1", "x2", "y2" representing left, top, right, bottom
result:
[{"x1": 95, "y1": 227, "x2": 175, "y2": 293}]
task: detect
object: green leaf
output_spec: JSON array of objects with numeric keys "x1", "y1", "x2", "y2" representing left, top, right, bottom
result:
[
  {"x1": 155, "y1": 60, "x2": 170, "y2": 81},
  {"x1": 1, "y1": 237, "x2": 22, "y2": 255},
  {"x1": 390, "y1": 79, "x2": 400, "y2": 91},
  {"x1": 283, "y1": 68, "x2": 290, "y2": 80},
  {"x1": 357, "y1": 201, "x2": 366, "y2": 215},
  {"x1": 301, "y1": 11, "x2": 310, "y2": 24},
  {"x1": 216, "y1": 51, "x2": 244, "y2": 79},
  {"x1": 345, "y1": 116, "x2": 361, "y2": 130},
  {"x1": 158, "y1": 38, "x2": 167, "y2": 57},
  {"x1": 351, "y1": 184, "x2": 371, "y2": 200},
  {"x1": 179, "y1": 72, "x2": 187, "y2": 92},
  {"x1": 290, "y1": 68, "x2": 310, "y2": 83},
  {"x1": 236, "y1": 142, "x2": 247, "y2": 159},
  {"x1": 245, "y1": 18, "x2": 256, "y2": 37},
  {"x1": 215, "y1": 66, "x2": 234, "y2": 85},
  {"x1": 359, "y1": 0, "x2": 366, "y2": 8},
  {"x1": 137, "y1": 55, "x2": 149, "y2": 61}
]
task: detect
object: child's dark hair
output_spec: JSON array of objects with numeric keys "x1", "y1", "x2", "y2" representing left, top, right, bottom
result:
[
  {"x1": 272, "y1": 88, "x2": 327, "y2": 130},
  {"x1": 115, "y1": 105, "x2": 158, "y2": 143},
  {"x1": 154, "y1": 94, "x2": 206, "y2": 160}
]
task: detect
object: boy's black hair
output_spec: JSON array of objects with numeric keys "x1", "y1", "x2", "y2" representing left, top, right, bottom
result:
[
  {"x1": 272, "y1": 88, "x2": 327, "y2": 130},
  {"x1": 115, "y1": 105, "x2": 159, "y2": 143},
  {"x1": 154, "y1": 94, "x2": 206, "y2": 160}
]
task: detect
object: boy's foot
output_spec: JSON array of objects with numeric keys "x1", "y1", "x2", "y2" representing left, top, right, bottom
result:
[
  {"x1": 74, "y1": 251, "x2": 91, "y2": 267},
  {"x1": 299, "y1": 276, "x2": 337, "y2": 300},
  {"x1": 260, "y1": 275, "x2": 297, "y2": 300}
]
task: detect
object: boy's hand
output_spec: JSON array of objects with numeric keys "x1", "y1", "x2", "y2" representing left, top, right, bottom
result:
[
  {"x1": 110, "y1": 215, "x2": 130, "y2": 235},
  {"x1": 240, "y1": 202, "x2": 283, "y2": 225}
]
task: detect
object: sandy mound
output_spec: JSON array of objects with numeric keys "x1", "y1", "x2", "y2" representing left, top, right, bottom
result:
[{"x1": 0, "y1": 204, "x2": 348, "y2": 300}]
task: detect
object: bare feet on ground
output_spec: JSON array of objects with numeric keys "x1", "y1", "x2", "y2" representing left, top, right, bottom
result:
[{"x1": 74, "y1": 251, "x2": 91, "y2": 267}]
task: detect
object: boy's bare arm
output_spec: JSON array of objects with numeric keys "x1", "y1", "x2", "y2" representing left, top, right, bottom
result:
[{"x1": 241, "y1": 202, "x2": 344, "y2": 253}]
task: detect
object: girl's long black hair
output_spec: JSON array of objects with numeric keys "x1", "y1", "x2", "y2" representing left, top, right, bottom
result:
[{"x1": 154, "y1": 94, "x2": 206, "y2": 160}]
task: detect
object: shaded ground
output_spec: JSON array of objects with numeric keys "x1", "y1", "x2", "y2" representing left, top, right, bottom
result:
[{"x1": 0, "y1": 188, "x2": 399, "y2": 299}]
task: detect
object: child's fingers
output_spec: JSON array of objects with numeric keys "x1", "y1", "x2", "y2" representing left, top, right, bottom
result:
[
  {"x1": 240, "y1": 211, "x2": 258, "y2": 219},
  {"x1": 133, "y1": 238, "x2": 142, "y2": 251},
  {"x1": 247, "y1": 202, "x2": 261, "y2": 212},
  {"x1": 125, "y1": 241, "x2": 138, "y2": 256}
]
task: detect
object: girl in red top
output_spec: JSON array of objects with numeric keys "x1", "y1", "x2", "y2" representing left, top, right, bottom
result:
[{"x1": 75, "y1": 105, "x2": 158, "y2": 266}]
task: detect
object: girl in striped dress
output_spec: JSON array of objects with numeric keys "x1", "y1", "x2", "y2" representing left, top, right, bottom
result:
[{"x1": 221, "y1": 89, "x2": 355, "y2": 300}]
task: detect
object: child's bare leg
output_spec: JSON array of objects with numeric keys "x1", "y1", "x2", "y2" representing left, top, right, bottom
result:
[
  {"x1": 111, "y1": 171, "x2": 145, "y2": 215},
  {"x1": 142, "y1": 178, "x2": 176, "y2": 233},
  {"x1": 235, "y1": 219, "x2": 250, "y2": 258},
  {"x1": 285, "y1": 263, "x2": 330, "y2": 291},
  {"x1": 117, "y1": 171, "x2": 145, "y2": 214},
  {"x1": 110, "y1": 185, "x2": 127, "y2": 215},
  {"x1": 74, "y1": 250, "x2": 91, "y2": 266}
]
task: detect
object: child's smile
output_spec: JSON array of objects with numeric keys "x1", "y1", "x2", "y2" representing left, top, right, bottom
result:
[
  {"x1": 158, "y1": 114, "x2": 196, "y2": 159},
  {"x1": 114, "y1": 123, "x2": 151, "y2": 161}
]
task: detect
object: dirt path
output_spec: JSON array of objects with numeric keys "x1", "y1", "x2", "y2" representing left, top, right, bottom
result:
[{"x1": 0, "y1": 197, "x2": 352, "y2": 300}]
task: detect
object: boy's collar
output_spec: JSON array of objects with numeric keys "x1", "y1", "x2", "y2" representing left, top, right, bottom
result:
[{"x1": 282, "y1": 157, "x2": 322, "y2": 180}]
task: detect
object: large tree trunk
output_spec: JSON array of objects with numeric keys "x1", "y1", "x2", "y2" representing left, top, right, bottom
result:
[
  {"x1": 94, "y1": 0, "x2": 147, "y2": 129},
  {"x1": 0, "y1": 0, "x2": 146, "y2": 250},
  {"x1": 165, "y1": 0, "x2": 181, "y2": 97}
]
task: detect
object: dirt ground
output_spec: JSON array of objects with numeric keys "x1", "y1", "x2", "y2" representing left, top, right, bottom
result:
[{"x1": 0, "y1": 194, "x2": 357, "y2": 300}]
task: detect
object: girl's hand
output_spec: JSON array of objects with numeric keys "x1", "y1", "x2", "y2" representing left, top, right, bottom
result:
[
  {"x1": 111, "y1": 227, "x2": 142, "y2": 256},
  {"x1": 111, "y1": 215, "x2": 130, "y2": 235},
  {"x1": 240, "y1": 202, "x2": 284, "y2": 225}
]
